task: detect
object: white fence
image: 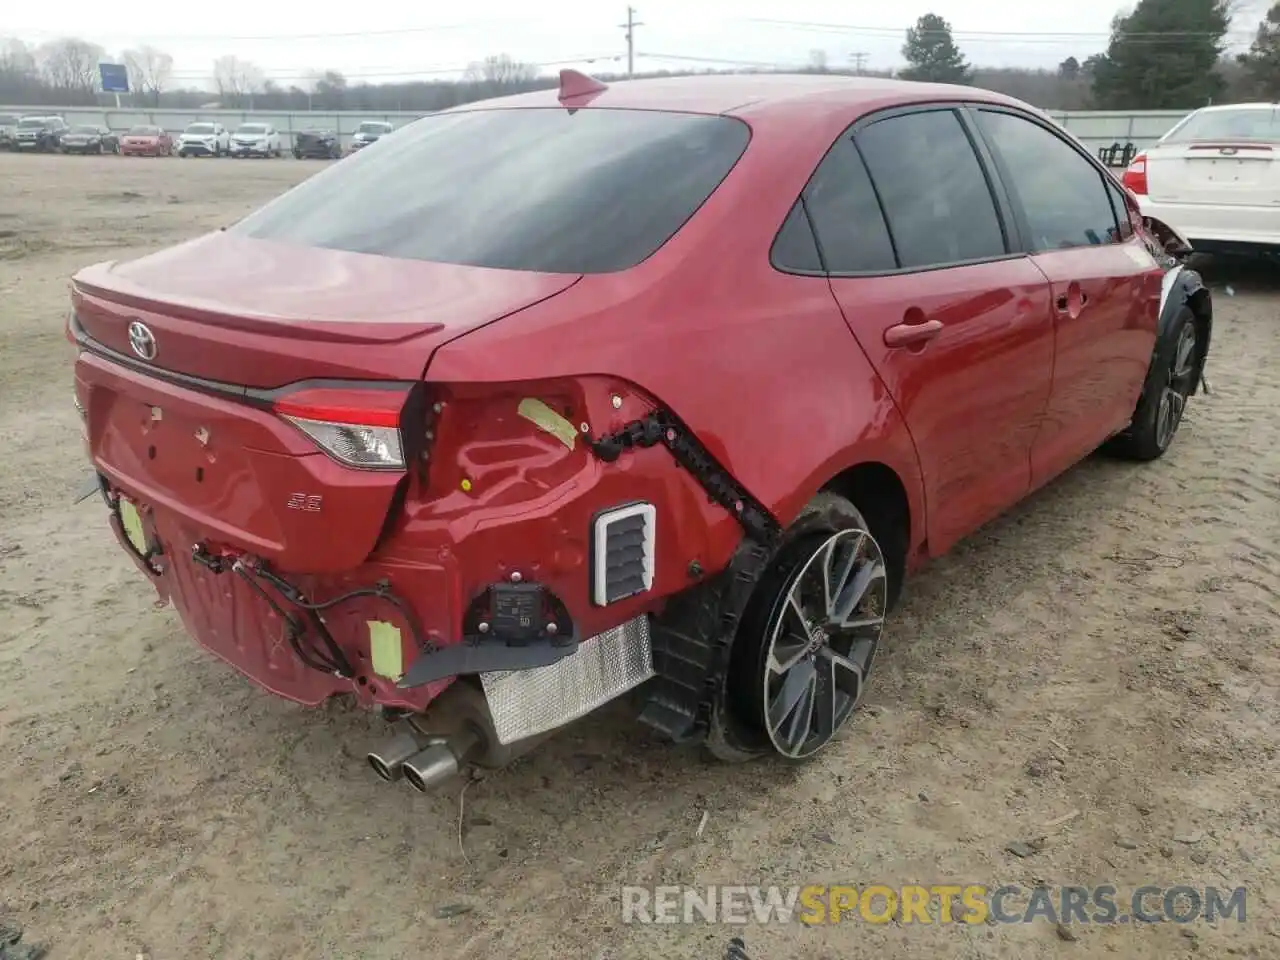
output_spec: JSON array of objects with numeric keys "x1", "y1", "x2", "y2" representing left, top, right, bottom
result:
[{"x1": 0, "y1": 104, "x2": 1190, "y2": 157}]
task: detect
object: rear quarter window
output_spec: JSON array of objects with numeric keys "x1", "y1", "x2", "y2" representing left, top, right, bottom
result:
[{"x1": 232, "y1": 108, "x2": 751, "y2": 274}]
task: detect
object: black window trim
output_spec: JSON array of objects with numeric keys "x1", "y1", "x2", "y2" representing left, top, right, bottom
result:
[
  {"x1": 770, "y1": 100, "x2": 1030, "y2": 280},
  {"x1": 962, "y1": 103, "x2": 1124, "y2": 255}
]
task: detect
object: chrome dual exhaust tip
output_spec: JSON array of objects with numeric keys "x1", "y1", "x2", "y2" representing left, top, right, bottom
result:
[
  {"x1": 367, "y1": 724, "x2": 481, "y2": 792},
  {"x1": 366, "y1": 731, "x2": 424, "y2": 783}
]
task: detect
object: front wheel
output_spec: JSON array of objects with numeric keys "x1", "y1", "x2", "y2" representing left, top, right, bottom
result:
[
  {"x1": 1106, "y1": 306, "x2": 1200, "y2": 461},
  {"x1": 707, "y1": 492, "x2": 889, "y2": 763}
]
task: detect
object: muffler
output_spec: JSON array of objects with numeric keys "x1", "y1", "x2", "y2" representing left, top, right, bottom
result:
[{"x1": 402, "y1": 726, "x2": 481, "y2": 794}]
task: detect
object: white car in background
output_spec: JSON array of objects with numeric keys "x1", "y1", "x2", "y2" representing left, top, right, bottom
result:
[
  {"x1": 177, "y1": 122, "x2": 231, "y2": 158},
  {"x1": 1123, "y1": 102, "x2": 1280, "y2": 257},
  {"x1": 230, "y1": 122, "x2": 283, "y2": 158}
]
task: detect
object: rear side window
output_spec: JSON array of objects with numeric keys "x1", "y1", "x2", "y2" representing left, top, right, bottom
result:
[
  {"x1": 233, "y1": 108, "x2": 751, "y2": 274},
  {"x1": 854, "y1": 110, "x2": 1007, "y2": 269},
  {"x1": 975, "y1": 109, "x2": 1120, "y2": 251},
  {"x1": 798, "y1": 139, "x2": 897, "y2": 273},
  {"x1": 771, "y1": 202, "x2": 823, "y2": 272}
]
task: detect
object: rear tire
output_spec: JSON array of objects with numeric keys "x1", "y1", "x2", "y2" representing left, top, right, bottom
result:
[
  {"x1": 1106, "y1": 306, "x2": 1200, "y2": 461},
  {"x1": 706, "y1": 492, "x2": 890, "y2": 763}
]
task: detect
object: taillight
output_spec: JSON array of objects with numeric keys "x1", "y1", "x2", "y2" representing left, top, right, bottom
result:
[
  {"x1": 1122, "y1": 152, "x2": 1148, "y2": 196},
  {"x1": 272, "y1": 385, "x2": 409, "y2": 470}
]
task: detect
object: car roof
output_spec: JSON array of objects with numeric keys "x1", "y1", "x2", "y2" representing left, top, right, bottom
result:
[
  {"x1": 1190, "y1": 102, "x2": 1280, "y2": 112},
  {"x1": 445, "y1": 73, "x2": 1035, "y2": 121}
]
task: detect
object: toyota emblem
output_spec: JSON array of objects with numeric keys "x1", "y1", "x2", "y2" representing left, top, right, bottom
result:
[{"x1": 127, "y1": 321, "x2": 157, "y2": 361}]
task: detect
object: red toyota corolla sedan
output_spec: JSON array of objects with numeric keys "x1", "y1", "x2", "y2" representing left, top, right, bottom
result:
[
  {"x1": 119, "y1": 124, "x2": 173, "y2": 157},
  {"x1": 67, "y1": 72, "x2": 1211, "y2": 792}
]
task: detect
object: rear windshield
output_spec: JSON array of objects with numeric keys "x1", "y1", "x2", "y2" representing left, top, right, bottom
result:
[
  {"x1": 232, "y1": 108, "x2": 751, "y2": 274},
  {"x1": 1163, "y1": 107, "x2": 1280, "y2": 143},
  {"x1": 357, "y1": 122, "x2": 391, "y2": 134},
  {"x1": 18, "y1": 118, "x2": 46, "y2": 128},
  {"x1": 186, "y1": 123, "x2": 215, "y2": 134},
  {"x1": 128, "y1": 125, "x2": 159, "y2": 135}
]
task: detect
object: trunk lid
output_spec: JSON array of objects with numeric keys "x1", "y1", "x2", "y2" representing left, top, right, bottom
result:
[
  {"x1": 72, "y1": 232, "x2": 581, "y2": 572},
  {"x1": 72, "y1": 231, "x2": 581, "y2": 387},
  {"x1": 1146, "y1": 141, "x2": 1280, "y2": 206}
]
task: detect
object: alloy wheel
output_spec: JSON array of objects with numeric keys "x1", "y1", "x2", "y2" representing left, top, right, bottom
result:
[
  {"x1": 1155, "y1": 322, "x2": 1197, "y2": 450},
  {"x1": 760, "y1": 527, "x2": 887, "y2": 759}
]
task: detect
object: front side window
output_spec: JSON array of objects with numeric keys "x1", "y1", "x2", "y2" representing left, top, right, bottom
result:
[
  {"x1": 854, "y1": 109, "x2": 1007, "y2": 269},
  {"x1": 233, "y1": 108, "x2": 751, "y2": 274},
  {"x1": 975, "y1": 109, "x2": 1120, "y2": 252}
]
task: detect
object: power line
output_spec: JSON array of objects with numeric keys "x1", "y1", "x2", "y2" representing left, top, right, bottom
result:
[
  {"x1": 162, "y1": 55, "x2": 624, "y2": 84},
  {"x1": 740, "y1": 17, "x2": 1259, "y2": 43},
  {"x1": 11, "y1": 20, "x2": 538, "y2": 43}
]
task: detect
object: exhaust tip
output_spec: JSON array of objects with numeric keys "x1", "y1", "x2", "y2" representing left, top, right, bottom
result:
[
  {"x1": 401, "y1": 737, "x2": 475, "y2": 793},
  {"x1": 367, "y1": 753, "x2": 402, "y2": 782},
  {"x1": 402, "y1": 761, "x2": 430, "y2": 793}
]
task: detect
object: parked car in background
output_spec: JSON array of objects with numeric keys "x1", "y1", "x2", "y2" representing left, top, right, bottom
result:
[
  {"x1": 177, "y1": 122, "x2": 230, "y2": 157},
  {"x1": 0, "y1": 114, "x2": 19, "y2": 150},
  {"x1": 14, "y1": 115, "x2": 67, "y2": 151},
  {"x1": 67, "y1": 73, "x2": 1212, "y2": 792},
  {"x1": 230, "y1": 122, "x2": 284, "y2": 158},
  {"x1": 293, "y1": 128, "x2": 343, "y2": 159},
  {"x1": 1123, "y1": 102, "x2": 1280, "y2": 259},
  {"x1": 120, "y1": 125, "x2": 174, "y2": 157},
  {"x1": 349, "y1": 120, "x2": 393, "y2": 152},
  {"x1": 60, "y1": 124, "x2": 119, "y2": 155}
]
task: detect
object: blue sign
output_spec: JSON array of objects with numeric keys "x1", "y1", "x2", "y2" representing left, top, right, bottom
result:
[{"x1": 99, "y1": 63, "x2": 129, "y2": 93}]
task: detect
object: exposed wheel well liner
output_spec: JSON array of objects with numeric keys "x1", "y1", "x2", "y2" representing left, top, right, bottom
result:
[{"x1": 821, "y1": 461, "x2": 910, "y2": 611}]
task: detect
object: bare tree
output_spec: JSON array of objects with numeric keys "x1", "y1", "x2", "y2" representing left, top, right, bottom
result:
[
  {"x1": 212, "y1": 54, "x2": 265, "y2": 107},
  {"x1": 123, "y1": 45, "x2": 173, "y2": 106},
  {"x1": 0, "y1": 37, "x2": 36, "y2": 76},
  {"x1": 37, "y1": 37, "x2": 104, "y2": 99},
  {"x1": 463, "y1": 53, "x2": 539, "y2": 85}
]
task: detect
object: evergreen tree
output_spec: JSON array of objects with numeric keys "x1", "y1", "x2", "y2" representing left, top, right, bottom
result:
[
  {"x1": 1238, "y1": 2, "x2": 1280, "y2": 99},
  {"x1": 900, "y1": 14, "x2": 973, "y2": 84},
  {"x1": 1090, "y1": 0, "x2": 1230, "y2": 109},
  {"x1": 1059, "y1": 56, "x2": 1082, "y2": 80}
]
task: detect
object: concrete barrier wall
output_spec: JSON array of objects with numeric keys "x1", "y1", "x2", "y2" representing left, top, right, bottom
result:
[{"x1": 0, "y1": 104, "x2": 1191, "y2": 156}]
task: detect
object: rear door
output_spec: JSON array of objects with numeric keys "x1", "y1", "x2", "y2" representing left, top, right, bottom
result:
[
  {"x1": 805, "y1": 105, "x2": 1056, "y2": 554},
  {"x1": 969, "y1": 106, "x2": 1162, "y2": 488}
]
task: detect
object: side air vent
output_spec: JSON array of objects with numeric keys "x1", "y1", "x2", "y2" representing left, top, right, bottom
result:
[{"x1": 592, "y1": 502, "x2": 656, "y2": 606}]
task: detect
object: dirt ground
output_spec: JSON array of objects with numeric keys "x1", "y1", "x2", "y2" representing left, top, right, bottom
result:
[{"x1": 0, "y1": 151, "x2": 1278, "y2": 960}]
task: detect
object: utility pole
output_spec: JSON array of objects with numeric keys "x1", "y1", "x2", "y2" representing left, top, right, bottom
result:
[
  {"x1": 620, "y1": 6, "x2": 643, "y2": 78},
  {"x1": 850, "y1": 52, "x2": 868, "y2": 75}
]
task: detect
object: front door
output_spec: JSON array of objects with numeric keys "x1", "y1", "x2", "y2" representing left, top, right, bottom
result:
[{"x1": 969, "y1": 106, "x2": 1163, "y2": 488}]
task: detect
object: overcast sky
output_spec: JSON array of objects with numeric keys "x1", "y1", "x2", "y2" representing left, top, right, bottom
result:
[{"x1": 6, "y1": 0, "x2": 1274, "y2": 87}]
